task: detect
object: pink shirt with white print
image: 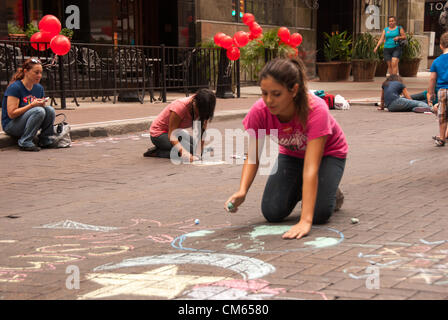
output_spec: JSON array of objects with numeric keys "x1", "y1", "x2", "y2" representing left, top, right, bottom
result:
[
  {"x1": 242, "y1": 94, "x2": 348, "y2": 159},
  {"x1": 150, "y1": 96, "x2": 194, "y2": 137}
]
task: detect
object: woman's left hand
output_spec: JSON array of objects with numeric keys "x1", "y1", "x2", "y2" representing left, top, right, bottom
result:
[{"x1": 282, "y1": 220, "x2": 312, "y2": 240}]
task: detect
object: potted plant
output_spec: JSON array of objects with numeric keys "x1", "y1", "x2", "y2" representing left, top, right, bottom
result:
[
  {"x1": 25, "y1": 23, "x2": 39, "y2": 39},
  {"x1": 60, "y1": 28, "x2": 74, "y2": 40},
  {"x1": 7, "y1": 23, "x2": 26, "y2": 40},
  {"x1": 316, "y1": 32, "x2": 342, "y2": 82},
  {"x1": 374, "y1": 41, "x2": 388, "y2": 77},
  {"x1": 240, "y1": 28, "x2": 297, "y2": 84},
  {"x1": 335, "y1": 31, "x2": 353, "y2": 81},
  {"x1": 316, "y1": 31, "x2": 352, "y2": 81},
  {"x1": 351, "y1": 32, "x2": 378, "y2": 82},
  {"x1": 399, "y1": 33, "x2": 422, "y2": 77}
]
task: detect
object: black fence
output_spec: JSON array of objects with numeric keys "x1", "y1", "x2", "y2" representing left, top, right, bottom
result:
[{"x1": 0, "y1": 41, "x2": 246, "y2": 108}]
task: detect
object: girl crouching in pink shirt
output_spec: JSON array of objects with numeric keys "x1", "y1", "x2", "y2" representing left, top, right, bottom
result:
[
  {"x1": 225, "y1": 58, "x2": 348, "y2": 240},
  {"x1": 144, "y1": 89, "x2": 216, "y2": 162}
]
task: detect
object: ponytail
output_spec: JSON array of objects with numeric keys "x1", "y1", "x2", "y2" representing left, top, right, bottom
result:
[{"x1": 8, "y1": 68, "x2": 25, "y2": 86}]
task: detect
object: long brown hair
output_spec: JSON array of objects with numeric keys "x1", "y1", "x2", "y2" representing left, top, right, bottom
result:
[
  {"x1": 258, "y1": 58, "x2": 310, "y2": 128},
  {"x1": 382, "y1": 74, "x2": 403, "y2": 87},
  {"x1": 8, "y1": 58, "x2": 42, "y2": 87}
]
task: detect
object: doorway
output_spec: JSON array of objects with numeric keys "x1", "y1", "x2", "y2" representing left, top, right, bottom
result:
[{"x1": 316, "y1": 0, "x2": 354, "y2": 62}]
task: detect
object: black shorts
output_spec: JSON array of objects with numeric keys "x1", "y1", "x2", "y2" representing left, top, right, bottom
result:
[{"x1": 383, "y1": 46, "x2": 402, "y2": 61}]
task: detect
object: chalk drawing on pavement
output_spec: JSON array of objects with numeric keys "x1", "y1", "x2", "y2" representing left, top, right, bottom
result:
[
  {"x1": 35, "y1": 220, "x2": 118, "y2": 232},
  {"x1": 343, "y1": 240, "x2": 448, "y2": 286},
  {"x1": 82, "y1": 253, "x2": 280, "y2": 300},
  {"x1": 79, "y1": 265, "x2": 229, "y2": 300},
  {"x1": 171, "y1": 224, "x2": 344, "y2": 254},
  {"x1": 93, "y1": 253, "x2": 276, "y2": 281},
  {"x1": 184, "y1": 279, "x2": 286, "y2": 300},
  {"x1": 0, "y1": 244, "x2": 133, "y2": 282}
]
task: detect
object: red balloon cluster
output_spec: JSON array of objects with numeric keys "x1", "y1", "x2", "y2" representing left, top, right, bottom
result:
[
  {"x1": 30, "y1": 15, "x2": 71, "y2": 56},
  {"x1": 277, "y1": 26, "x2": 303, "y2": 56},
  {"x1": 213, "y1": 13, "x2": 263, "y2": 61}
]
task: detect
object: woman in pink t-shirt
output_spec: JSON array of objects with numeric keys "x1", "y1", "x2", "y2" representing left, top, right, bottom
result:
[
  {"x1": 143, "y1": 89, "x2": 216, "y2": 162},
  {"x1": 225, "y1": 58, "x2": 348, "y2": 240}
]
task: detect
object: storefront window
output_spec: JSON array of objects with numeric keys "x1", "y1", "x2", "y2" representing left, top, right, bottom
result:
[
  {"x1": 425, "y1": 0, "x2": 448, "y2": 57},
  {"x1": 0, "y1": 0, "x2": 25, "y2": 39},
  {"x1": 232, "y1": 0, "x2": 283, "y2": 25}
]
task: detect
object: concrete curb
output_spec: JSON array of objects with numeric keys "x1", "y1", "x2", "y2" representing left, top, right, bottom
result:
[{"x1": 0, "y1": 110, "x2": 249, "y2": 149}]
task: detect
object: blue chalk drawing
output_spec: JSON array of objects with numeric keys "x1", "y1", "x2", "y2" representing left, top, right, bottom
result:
[{"x1": 171, "y1": 225, "x2": 344, "y2": 254}]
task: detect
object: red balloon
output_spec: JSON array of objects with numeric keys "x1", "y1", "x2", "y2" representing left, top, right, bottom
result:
[
  {"x1": 220, "y1": 35, "x2": 234, "y2": 50},
  {"x1": 242, "y1": 13, "x2": 255, "y2": 26},
  {"x1": 39, "y1": 15, "x2": 62, "y2": 37},
  {"x1": 50, "y1": 35, "x2": 71, "y2": 56},
  {"x1": 214, "y1": 32, "x2": 226, "y2": 47},
  {"x1": 278, "y1": 27, "x2": 290, "y2": 43},
  {"x1": 290, "y1": 33, "x2": 303, "y2": 47},
  {"x1": 233, "y1": 31, "x2": 249, "y2": 48},
  {"x1": 30, "y1": 32, "x2": 52, "y2": 51},
  {"x1": 226, "y1": 46, "x2": 240, "y2": 61},
  {"x1": 250, "y1": 23, "x2": 263, "y2": 38}
]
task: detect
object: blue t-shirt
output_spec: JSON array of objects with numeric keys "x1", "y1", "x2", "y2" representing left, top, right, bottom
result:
[
  {"x1": 384, "y1": 27, "x2": 401, "y2": 49},
  {"x1": 382, "y1": 81, "x2": 405, "y2": 107},
  {"x1": 430, "y1": 53, "x2": 448, "y2": 90},
  {"x1": 1, "y1": 80, "x2": 44, "y2": 129}
]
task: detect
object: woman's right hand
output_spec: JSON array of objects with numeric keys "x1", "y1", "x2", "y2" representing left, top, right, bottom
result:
[
  {"x1": 373, "y1": 47, "x2": 378, "y2": 53},
  {"x1": 31, "y1": 99, "x2": 46, "y2": 108},
  {"x1": 225, "y1": 191, "x2": 246, "y2": 213}
]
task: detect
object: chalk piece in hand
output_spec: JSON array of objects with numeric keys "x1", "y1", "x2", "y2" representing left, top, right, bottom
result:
[
  {"x1": 351, "y1": 218, "x2": 359, "y2": 224},
  {"x1": 227, "y1": 202, "x2": 235, "y2": 212},
  {"x1": 194, "y1": 219, "x2": 200, "y2": 225}
]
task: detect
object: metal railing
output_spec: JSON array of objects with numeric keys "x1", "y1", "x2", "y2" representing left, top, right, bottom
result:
[{"x1": 0, "y1": 41, "x2": 245, "y2": 108}]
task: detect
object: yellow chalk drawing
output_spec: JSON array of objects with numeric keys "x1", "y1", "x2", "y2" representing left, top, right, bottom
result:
[
  {"x1": 36, "y1": 244, "x2": 133, "y2": 257},
  {"x1": 78, "y1": 265, "x2": 229, "y2": 300},
  {"x1": 0, "y1": 272, "x2": 27, "y2": 283},
  {"x1": 0, "y1": 244, "x2": 133, "y2": 272}
]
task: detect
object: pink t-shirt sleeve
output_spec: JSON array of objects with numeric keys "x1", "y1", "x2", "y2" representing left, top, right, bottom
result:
[{"x1": 306, "y1": 97, "x2": 333, "y2": 141}]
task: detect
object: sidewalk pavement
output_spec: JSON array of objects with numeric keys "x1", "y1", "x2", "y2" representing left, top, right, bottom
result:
[{"x1": 0, "y1": 72, "x2": 432, "y2": 148}]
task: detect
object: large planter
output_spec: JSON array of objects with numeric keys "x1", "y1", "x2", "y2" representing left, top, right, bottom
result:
[
  {"x1": 399, "y1": 58, "x2": 421, "y2": 77},
  {"x1": 351, "y1": 59, "x2": 377, "y2": 82},
  {"x1": 375, "y1": 60, "x2": 388, "y2": 77},
  {"x1": 338, "y1": 61, "x2": 352, "y2": 81},
  {"x1": 316, "y1": 62, "x2": 341, "y2": 82}
]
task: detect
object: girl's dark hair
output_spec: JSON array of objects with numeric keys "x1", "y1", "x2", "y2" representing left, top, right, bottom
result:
[
  {"x1": 388, "y1": 16, "x2": 397, "y2": 21},
  {"x1": 191, "y1": 88, "x2": 216, "y2": 131},
  {"x1": 192, "y1": 88, "x2": 216, "y2": 120},
  {"x1": 8, "y1": 58, "x2": 42, "y2": 87},
  {"x1": 382, "y1": 74, "x2": 403, "y2": 87},
  {"x1": 259, "y1": 58, "x2": 310, "y2": 127}
]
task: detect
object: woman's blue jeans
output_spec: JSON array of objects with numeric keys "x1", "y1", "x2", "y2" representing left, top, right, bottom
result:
[
  {"x1": 4, "y1": 106, "x2": 55, "y2": 148},
  {"x1": 387, "y1": 98, "x2": 431, "y2": 112},
  {"x1": 150, "y1": 130, "x2": 193, "y2": 158},
  {"x1": 261, "y1": 154, "x2": 346, "y2": 225}
]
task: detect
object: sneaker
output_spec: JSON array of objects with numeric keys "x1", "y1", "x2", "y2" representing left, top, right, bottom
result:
[
  {"x1": 413, "y1": 107, "x2": 432, "y2": 113},
  {"x1": 143, "y1": 146, "x2": 158, "y2": 157},
  {"x1": 19, "y1": 145, "x2": 41, "y2": 152},
  {"x1": 334, "y1": 188, "x2": 344, "y2": 212}
]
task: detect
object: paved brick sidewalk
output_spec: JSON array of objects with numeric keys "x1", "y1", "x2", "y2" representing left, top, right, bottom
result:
[{"x1": 1, "y1": 101, "x2": 447, "y2": 300}]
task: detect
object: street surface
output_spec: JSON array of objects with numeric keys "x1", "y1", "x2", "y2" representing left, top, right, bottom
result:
[{"x1": 1, "y1": 104, "x2": 448, "y2": 300}]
